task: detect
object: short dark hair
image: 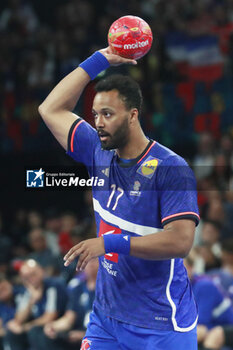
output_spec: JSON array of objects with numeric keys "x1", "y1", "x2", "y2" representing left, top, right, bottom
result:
[{"x1": 95, "y1": 74, "x2": 143, "y2": 116}]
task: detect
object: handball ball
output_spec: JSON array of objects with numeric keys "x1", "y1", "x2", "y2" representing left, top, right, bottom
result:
[{"x1": 108, "y1": 15, "x2": 153, "y2": 60}]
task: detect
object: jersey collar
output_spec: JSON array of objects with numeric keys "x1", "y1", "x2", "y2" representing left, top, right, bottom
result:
[{"x1": 117, "y1": 140, "x2": 155, "y2": 168}]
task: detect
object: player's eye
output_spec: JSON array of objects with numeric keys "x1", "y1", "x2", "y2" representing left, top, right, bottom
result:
[
  {"x1": 92, "y1": 111, "x2": 98, "y2": 119},
  {"x1": 104, "y1": 111, "x2": 112, "y2": 118}
]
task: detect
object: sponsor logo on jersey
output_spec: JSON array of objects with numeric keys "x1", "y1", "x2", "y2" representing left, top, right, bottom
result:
[
  {"x1": 130, "y1": 180, "x2": 141, "y2": 196},
  {"x1": 81, "y1": 338, "x2": 91, "y2": 350},
  {"x1": 137, "y1": 156, "x2": 159, "y2": 179},
  {"x1": 101, "y1": 167, "x2": 110, "y2": 177},
  {"x1": 99, "y1": 220, "x2": 121, "y2": 263}
]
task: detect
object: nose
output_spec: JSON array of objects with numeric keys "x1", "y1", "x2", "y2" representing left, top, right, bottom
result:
[{"x1": 95, "y1": 114, "x2": 105, "y2": 129}]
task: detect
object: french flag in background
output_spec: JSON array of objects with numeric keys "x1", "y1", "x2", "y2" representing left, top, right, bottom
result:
[{"x1": 165, "y1": 32, "x2": 224, "y2": 82}]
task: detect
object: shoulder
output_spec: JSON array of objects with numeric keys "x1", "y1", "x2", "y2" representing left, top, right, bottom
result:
[
  {"x1": 193, "y1": 276, "x2": 218, "y2": 294},
  {"x1": 153, "y1": 141, "x2": 188, "y2": 166},
  {"x1": 151, "y1": 141, "x2": 195, "y2": 188},
  {"x1": 13, "y1": 285, "x2": 25, "y2": 297},
  {"x1": 68, "y1": 277, "x2": 81, "y2": 290},
  {"x1": 44, "y1": 277, "x2": 66, "y2": 290}
]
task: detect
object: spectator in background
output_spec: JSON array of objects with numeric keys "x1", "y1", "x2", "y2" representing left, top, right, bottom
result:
[
  {"x1": 10, "y1": 209, "x2": 30, "y2": 261},
  {"x1": 201, "y1": 191, "x2": 225, "y2": 224},
  {"x1": 5, "y1": 259, "x2": 67, "y2": 350},
  {"x1": 60, "y1": 223, "x2": 89, "y2": 283},
  {"x1": 196, "y1": 220, "x2": 222, "y2": 271},
  {"x1": 184, "y1": 254, "x2": 233, "y2": 350},
  {"x1": 201, "y1": 189, "x2": 233, "y2": 240},
  {"x1": 0, "y1": 0, "x2": 38, "y2": 33},
  {"x1": 0, "y1": 213, "x2": 12, "y2": 275},
  {"x1": 43, "y1": 258, "x2": 98, "y2": 350},
  {"x1": 27, "y1": 210, "x2": 43, "y2": 230},
  {"x1": 200, "y1": 323, "x2": 233, "y2": 350},
  {"x1": 59, "y1": 212, "x2": 78, "y2": 255},
  {"x1": 193, "y1": 132, "x2": 216, "y2": 180},
  {"x1": 208, "y1": 153, "x2": 232, "y2": 192},
  {"x1": 208, "y1": 238, "x2": 233, "y2": 302},
  {"x1": 0, "y1": 275, "x2": 24, "y2": 350},
  {"x1": 219, "y1": 133, "x2": 233, "y2": 164},
  {"x1": 44, "y1": 209, "x2": 61, "y2": 257},
  {"x1": 27, "y1": 228, "x2": 60, "y2": 277}
]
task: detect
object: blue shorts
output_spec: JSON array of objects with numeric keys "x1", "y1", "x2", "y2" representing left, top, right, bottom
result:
[{"x1": 81, "y1": 306, "x2": 197, "y2": 350}]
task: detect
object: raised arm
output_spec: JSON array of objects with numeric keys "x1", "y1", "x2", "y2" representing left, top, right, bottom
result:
[{"x1": 38, "y1": 47, "x2": 137, "y2": 150}]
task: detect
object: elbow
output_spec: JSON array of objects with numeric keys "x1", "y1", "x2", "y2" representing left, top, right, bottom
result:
[
  {"x1": 38, "y1": 102, "x2": 55, "y2": 124},
  {"x1": 38, "y1": 103, "x2": 48, "y2": 120},
  {"x1": 178, "y1": 241, "x2": 193, "y2": 259},
  {"x1": 179, "y1": 249, "x2": 190, "y2": 259}
]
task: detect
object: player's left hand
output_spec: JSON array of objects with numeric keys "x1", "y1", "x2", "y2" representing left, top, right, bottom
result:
[
  {"x1": 64, "y1": 237, "x2": 105, "y2": 271},
  {"x1": 99, "y1": 46, "x2": 137, "y2": 66}
]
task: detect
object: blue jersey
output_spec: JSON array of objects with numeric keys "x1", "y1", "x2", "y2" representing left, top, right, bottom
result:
[
  {"x1": 0, "y1": 286, "x2": 24, "y2": 327},
  {"x1": 67, "y1": 119, "x2": 200, "y2": 331},
  {"x1": 207, "y1": 268, "x2": 233, "y2": 302},
  {"x1": 192, "y1": 275, "x2": 233, "y2": 329},
  {"x1": 18, "y1": 278, "x2": 67, "y2": 319},
  {"x1": 67, "y1": 277, "x2": 95, "y2": 329}
]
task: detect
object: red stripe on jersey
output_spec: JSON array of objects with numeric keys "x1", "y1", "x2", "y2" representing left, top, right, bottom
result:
[
  {"x1": 162, "y1": 212, "x2": 200, "y2": 223},
  {"x1": 137, "y1": 141, "x2": 156, "y2": 164},
  {"x1": 70, "y1": 120, "x2": 84, "y2": 152}
]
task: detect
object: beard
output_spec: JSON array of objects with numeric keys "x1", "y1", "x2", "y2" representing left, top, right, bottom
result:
[{"x1": 98, "y1": 118, "x2": 130, "y2": 151}]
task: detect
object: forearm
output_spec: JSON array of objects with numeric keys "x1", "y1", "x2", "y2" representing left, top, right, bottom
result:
[
  {"x1": 15, "y1": 303, "x2": 33, "y2": 324},
  {"x1": 130, "y1": 231, "x2": 189, "y2": 260},
  {"x1": 51, "y1": 312, "x2": 75, "y2": 332},
  {"x1": 39, "y1": 68, "x2": 90, "y2": 114},
  {"x1": 25, "y1": 312, "x2": 57, "y2": 328},
  {"x1": 130, "y1": 221, "x2": 195, "y2": 260},
  {"x1": 39, "y1": 48, "x2": 135, "y2": 116}
]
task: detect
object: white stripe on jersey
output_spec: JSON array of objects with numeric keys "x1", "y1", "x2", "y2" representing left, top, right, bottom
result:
[
  {"x1": 93, "y1": 198, "x2": 162, "y2": 236},
  {"x1": 212, "y1": 298, "x2": 232, "y2": 318},
  {"x1": 45, "y1": 287, "x2": 57, "y2": 312},
  {"x1": 166, "y1": 259, "x2": 198, "y2": 332}
]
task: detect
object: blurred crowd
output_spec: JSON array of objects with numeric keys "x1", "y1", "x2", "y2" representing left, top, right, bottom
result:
[
  {"x1": 0, "y1": 189, "x2": 97, "y2": 350},
  {"x1": 1, "y1": 0, "x2": 233, "y2": 350},
  {"x1": 1, "y1": 0, "x2": 233, "y2": 153}
]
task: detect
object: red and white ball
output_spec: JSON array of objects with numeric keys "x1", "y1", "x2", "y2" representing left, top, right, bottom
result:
[{"x1": 108, "y1": 15, "x2": 153, "y2": 60}]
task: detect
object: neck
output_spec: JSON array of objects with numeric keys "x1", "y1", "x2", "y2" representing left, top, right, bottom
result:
[{"x1": 116, "y1": 128, "x2": 149, "y2": 159}]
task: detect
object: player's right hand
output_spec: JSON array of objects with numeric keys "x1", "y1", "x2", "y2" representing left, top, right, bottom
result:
[
  {"x1": 64, "y1": 237, "x2": 105, "y2": 271},
  {"x1": 99, "y1": 46, "x2": 137, "y2": 66}
]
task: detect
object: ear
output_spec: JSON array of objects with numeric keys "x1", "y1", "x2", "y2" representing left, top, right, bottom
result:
[{"x1": 129, "y1": 108, "x2": 139, "y2": 124}]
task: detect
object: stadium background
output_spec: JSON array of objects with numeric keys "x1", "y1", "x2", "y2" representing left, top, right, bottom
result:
[{"x1": 0, "y1": 0, "x2": 233, "y2": 349}]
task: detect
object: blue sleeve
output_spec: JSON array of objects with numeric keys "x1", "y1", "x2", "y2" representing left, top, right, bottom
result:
[
  {"x1": 157, "y1": 155, "x2": 200, "y2": 227},
  {"x1": 66, "y1": 285, "x2": 82, "y2": 312},
  {"x1": 66, "y1": 289, "x2": 77, "y2": 312},
  {"x1": 66, "y1": 118, "x2": 99, "y2": 167},
  {"x1": 193, "y1": 280, "x2": 222, "y2": 327},
  {"x1": 45, "y1": 279, "x2": 67, "y2": 315}
]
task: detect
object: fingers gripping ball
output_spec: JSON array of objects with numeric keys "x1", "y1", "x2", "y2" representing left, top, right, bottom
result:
[{"x1": 108, "y1": 15, "x2": 153, "y2": 60}]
